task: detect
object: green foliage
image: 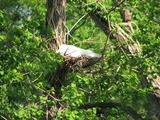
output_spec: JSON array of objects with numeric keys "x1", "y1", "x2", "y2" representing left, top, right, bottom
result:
[
  {"x1": 0, "y1": 0, "x2": 62, "y2": 119},
  {"x1": 0, "y1": 0, "x2": 160, "y2": 119}
]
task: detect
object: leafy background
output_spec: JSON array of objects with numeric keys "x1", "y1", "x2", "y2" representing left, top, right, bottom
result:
[{"x1": 0, "y1": 0, "x2": 160, "y2": 119}]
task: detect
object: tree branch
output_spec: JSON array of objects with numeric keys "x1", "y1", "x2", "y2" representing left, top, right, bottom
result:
[{"x1": 79, "y1": 102, "x2": 144, "y2": 120}]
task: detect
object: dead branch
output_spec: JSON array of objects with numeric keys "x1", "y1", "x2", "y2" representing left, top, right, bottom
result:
[
  {"x1": 88, "y1": 3, "x2": 142, "y2": 56},
  {"x1": 118, "y1": 21, "x2": 139, "y2": 34}
]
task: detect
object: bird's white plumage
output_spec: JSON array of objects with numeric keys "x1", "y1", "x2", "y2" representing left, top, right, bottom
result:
[{"x1": 57, "y1": 44, "x2": 101, "y2": 58}]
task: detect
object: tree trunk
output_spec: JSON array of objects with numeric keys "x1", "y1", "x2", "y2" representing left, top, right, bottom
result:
[
  {"x1": 46, "y1": 0, "x2": 66, "y2": 47},
  {"x1": 45, "y1": 0, "x2": 67, "y2": 119}
]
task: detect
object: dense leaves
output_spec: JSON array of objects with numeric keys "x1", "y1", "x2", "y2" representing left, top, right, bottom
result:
[{"x1": 0, "y1": 0, "x2": 160, "y2": 119}]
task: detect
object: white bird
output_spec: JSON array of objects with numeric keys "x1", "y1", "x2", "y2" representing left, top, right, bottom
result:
[{"x1": 56, "y1": 44, "x2": 101, "y2": 58}]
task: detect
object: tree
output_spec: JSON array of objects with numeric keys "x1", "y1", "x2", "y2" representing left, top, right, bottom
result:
[{"x1": 0, "y1": 0, "x2": 160, "y2": 120}]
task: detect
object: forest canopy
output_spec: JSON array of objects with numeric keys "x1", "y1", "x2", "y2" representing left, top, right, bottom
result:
[{"x1": 0, "y1": 0, "x2": 160, "y2": 119}]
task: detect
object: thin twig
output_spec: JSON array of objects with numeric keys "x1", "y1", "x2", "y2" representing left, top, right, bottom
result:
[
  {"x1": 82, "y1": 64, "x2": 121, "y2": 76},
  {"x1": 100, "y1": 30, "x2": 113, "y2": 59},
  {"x1": 78, "y1": 87, "x2": 91, "y2": 93},
  {"x1": 32, "y1": 84, "x2": 61, "y2": 101},
  {"x1": 31, "y1": 72, "x2": 43, "y2": 83},
  {"x1": 97, "y1": 1, "x2": 107, "y2": 12},
  {"x1": 67, "y1": 12, "x2": 89, "y2": 35},
  {"x1": 69, "y1": 1, "x2": 98, "y2": 8},
  {"x1": 0, "y1": 115, "x2": 8, "y2": 120},
  {"x1": 81, "y1": 30, "x2": 113, "y2": 68},
  {"x1": 83, "y1": 64, "x2": 113, "y2": 74},
  {"x1": 106, "y1": 0, "x2": 125, "y2": 15},
  {"x1": 0, "y1": 79, "x2": 61, "y2": 101}
]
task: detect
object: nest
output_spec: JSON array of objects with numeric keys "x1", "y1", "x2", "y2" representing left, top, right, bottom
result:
[
  {"x1": 64, "y1": 56, "x2": 100, "y2": 69},
  {"x1": 47, "y1": 56, "x2": 100, "y2": 90}
]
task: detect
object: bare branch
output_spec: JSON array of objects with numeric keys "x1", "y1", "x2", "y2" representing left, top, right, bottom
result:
[{"x1": 0, "y1": 115, "x2": 8, "y2": 120}]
